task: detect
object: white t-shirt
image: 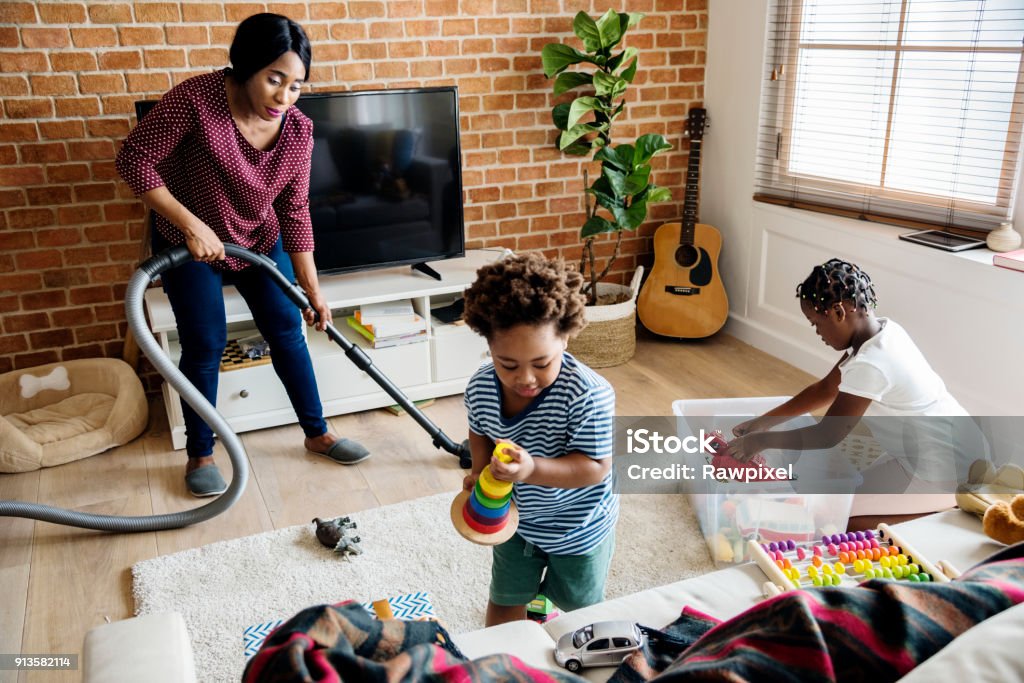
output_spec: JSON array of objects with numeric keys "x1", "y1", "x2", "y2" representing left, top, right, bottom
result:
[{"x1": 838, "y1": 318, "x2": 977, "y2": 484}]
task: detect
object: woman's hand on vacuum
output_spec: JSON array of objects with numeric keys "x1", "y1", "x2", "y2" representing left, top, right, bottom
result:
[
  {"x1": 182, "y1": 223, "x2": 224, "y2": 263},
  {"x1": 303, "y1": 289, "x2": 332, "y2": 331}
]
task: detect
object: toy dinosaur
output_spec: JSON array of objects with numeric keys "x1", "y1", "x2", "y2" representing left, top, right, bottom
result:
[{"x1": 312, "y1": 516, "x2": 362, "y2": 557}]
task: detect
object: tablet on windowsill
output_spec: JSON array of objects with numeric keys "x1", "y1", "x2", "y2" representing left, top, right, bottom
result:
[{"x1": 898, "y1": 229, "x2": 987, "y2": 252}]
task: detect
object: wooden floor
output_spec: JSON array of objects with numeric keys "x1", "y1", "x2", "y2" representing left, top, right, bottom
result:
[{"x1": 0, "y1": 332, "x2": 814, "y2": 683}]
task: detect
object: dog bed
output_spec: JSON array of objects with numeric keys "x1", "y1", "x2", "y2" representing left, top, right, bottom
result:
[{"x1": 0, "y1": 358, "x2": 148, "y2": 473}]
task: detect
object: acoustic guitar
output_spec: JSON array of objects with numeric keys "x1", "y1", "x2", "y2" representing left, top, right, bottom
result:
[{"x1": 638, "y1": 108, "x2": 728, "y2": 338}]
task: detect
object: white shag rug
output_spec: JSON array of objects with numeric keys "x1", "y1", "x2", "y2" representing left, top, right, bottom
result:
[{"x1": 133, "y1": 491, "x2": 714, "y2": 682}]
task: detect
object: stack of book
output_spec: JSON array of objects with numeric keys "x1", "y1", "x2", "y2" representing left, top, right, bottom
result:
[{"x1": 346, "y1": 300, "x2": 428, "y2": 348}]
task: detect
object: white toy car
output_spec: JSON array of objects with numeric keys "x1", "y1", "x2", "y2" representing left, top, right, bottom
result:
[{"x1": 554, "y1": 621, "x2": 646, "y2": 672}]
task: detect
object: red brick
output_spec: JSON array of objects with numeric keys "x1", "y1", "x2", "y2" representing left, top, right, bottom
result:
[
  {"x1": 0, "y1": 146, "x2": 15, "y2": 165},
  {"x1": 135, "y1": 3, "x2": 180, "y2": 22},
  {"x1": 224, "y1": 3, "x2": 264, "y2": 21},
  {"x1": 410, "y1": 62, "x2": 443, "y2": 78},
  {"x1": 0, "y1": 2, "x2": 37, "y2": 22},
  {"x1": 52, "y1": 307, "x2": 95, "y2": 327},
  {"x1": 38, "y1": 121, "x2": 84, "y2": 140},
  {"x1": 64, "y1": 344, "x2": 108, "y2": 362},
  {"x1": 73, "y1": 183, "x2": 117, "y2": 203},
  {"x1": 70, "y1": 27, "x2": 118, "y2": 48},
  {"x1": 0, "y1": 274, "x2": 44, "y2": 296},
  {"x1": 442, "y1": 19, "x2": 475, "y2": 36},
  {"x1": 0, "y1": 189, "x2": 27, "y2": 210},
  {"x1": 405, "y1": 20, "x2": 440, "y2": 37},
  {"x1": 3, "y1": 52, "x2": 48, "y2": 71},
  {"x1": 117, "y1": 26, "x2": 164, "y2": 46},
  {"x1": 462, "y1": 38, "x2": 494, "y2": 54},
  {"x1": 188, "y1": 48, "x2": 229, "y2": 67},
  {"x1": 100, "y1": 94, "x2": 139, "y2": 116},
  {"x1": 0, "y1": 76, "x2": 29, "y2": 96},
  {"x1": 351, "y1": 43, "x2": 386, "y2": 60},
  {"x1": 28, "y1": 74, "x2": 73, "y2": 97},
  {"x1": 49, "y1": 51, "x2": 97, "y2": 71},
  {"x1": 38, "y1": 3, "x2": 88, "y2": 23},
  {"x1": 0, "y1": 27, "x2": 19, "y2": 47},
  {"x1": 144, "y1": 48, "x2": 185, "y2": 69},
  {"x1": 89, "y1": 3, "x2": 132, "y2": 23},
  {"x1": 14, "y1": 351, "x2": 60, "y2": 369},
  {"x1": 58, "y1": 204, "x2": 103, "y2": 225},
  {"x1": 98, "y1": 50, "x2": 142, "y2": 71},
  {"x1": 14, "y1": 249, "x2": 63, "y2": 270},
  {"x1": 368, "y1": 21, "x2": 403, "y2": 39},
  {"x1": 310, "y1": 2, "x2": 347, "y2": 19},
  {"x1": 36, "y1": 228, "x2": 82, "y2": 248},
  {"x1": 127, "y1": 72, "x2": 170, "y2": 93},
  {"x1": 67, "y1": 140, "x2": 115, "y2": 161},
  {"x1": 85, "y1": 118, "x2": 130, "y2": 139},
  {"x1": 480, "y1": 58, "x2": 510, "y2": 72},
  {"x1": 54, "y1": 96, "x2": 100, "y2": 117},
  {"x1": 349, "y1": 2, "x2": 386, "y2": 18},
  {"x1": 22, "y1": 27, "x2": 70, "y2": 48},
  {"x1": 267, "y1": 3, "x2": 306, "y2": 19},
  {"x1": 90, "y1": 160, "x2": 121, "y2": 181},
  {"x1": 84, "y1": 223, "x2": 127, "y2": 242},
  {"x1": 374, "y1": 62, "x2": 409, "y2": 79},
  {"x1": 182, "y1": 4, "x2": 223, "y2": 21},
  {"x1": 103, "y1": 203, "x2": 144, "y2": 221},
  {"x1": 30, "y1": 328, "x2": 75, "y2": 349},
  {"x1": 21, "y1": 142, "x2": 67, "y2": 163},
  {"x1": 46, "y1": 163, "x2": 90, "y2": 183},
  {"x1": 166, "y1": 25, "x2": 209, "y2": 45},
  {"x1": 425, "y1": 40, "x2": 459, "y2": 57},
  {"x1": 79, "y1": 73, "x2": 125, "y2": 94},
  {"x1": 5, "y1": 98, "x2": 54, "y2": 118},
  {"x1": 0, "y1": 334, "x2": 29, "y2": 356},
  {"x1": 69, "y1": 285, "x2": 113, "y2": 305},
  {"x1": 0, "y1": 166, "x2": 45, "y2": 187},
  {"x1": 478, "y1": 19, "x2": 509, "y2": 34},
  {"x1": 63, "y1": 246, "x2": 107, "y2": 265},
  {"x1": 315, "y1": 43, "x2": 349, "y2": 61},
  {"x1": 2, "y1": 311, "x2": 48, "y2": 331},
  {"x1": 12, "y1": 206, "x2": 58, "y2": 229}
]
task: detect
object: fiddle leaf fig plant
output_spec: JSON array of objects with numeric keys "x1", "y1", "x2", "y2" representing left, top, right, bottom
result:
[{"x1": 543, "y1": 10, "x2": 673, "y2": 305}]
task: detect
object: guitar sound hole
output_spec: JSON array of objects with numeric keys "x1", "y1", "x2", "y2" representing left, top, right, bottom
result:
[{"x1": 675, "y1": 245, "x2": 699, "y2": 268}]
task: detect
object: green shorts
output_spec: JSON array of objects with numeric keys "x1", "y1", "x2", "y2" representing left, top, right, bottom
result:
[{"x1": 489, "y1": 530, "x2": 615, "y2": 612}]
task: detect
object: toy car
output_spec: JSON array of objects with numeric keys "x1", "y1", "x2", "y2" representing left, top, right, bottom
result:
[{"x1": 554, "y1": 621, "x2": 645, "y2": 672}]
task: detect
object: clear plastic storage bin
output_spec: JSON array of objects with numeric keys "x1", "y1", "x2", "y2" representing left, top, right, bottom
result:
[{"x1": 673, "y1": 397, "x2": 862, "y2": 566}]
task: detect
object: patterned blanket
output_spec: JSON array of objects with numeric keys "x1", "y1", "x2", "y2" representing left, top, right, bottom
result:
[{"x1": 244, "y1": 543, "x2": 1024, "y2": 683}]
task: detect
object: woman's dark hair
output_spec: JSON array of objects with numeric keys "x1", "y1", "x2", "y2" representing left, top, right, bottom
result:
[
  {"x1": 462, "y1": 253, "x2": 587, "y2": 341},
  {"x1": 228, "y1": 13, "x2": 311, "y2": 83},
  {"x1": 796, "y1": 258, "x2": 878, "y2": 313}
]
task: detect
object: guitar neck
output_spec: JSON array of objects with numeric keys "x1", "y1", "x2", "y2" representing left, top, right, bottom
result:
[{"x1": 681, "y1": 139, "x2": 701, "y2": 247}]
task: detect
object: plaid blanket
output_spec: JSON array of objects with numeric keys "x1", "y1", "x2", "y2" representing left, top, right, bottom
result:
[{"x1": 244, "y1": 543, "x2": 1024, "y2": 683}]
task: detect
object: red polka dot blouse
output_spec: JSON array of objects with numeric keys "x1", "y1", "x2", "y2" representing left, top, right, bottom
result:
[{"x1": 116, "y1": 69, "x2": 314, "y2": 271}]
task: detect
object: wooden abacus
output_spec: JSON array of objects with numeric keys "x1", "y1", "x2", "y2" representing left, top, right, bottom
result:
[
  {"x1": 750, "y1": 523, "x2": 960, "y2": 598},
  {"x1": 451, "y1": 444, "x2": 519, "y2": 545}
]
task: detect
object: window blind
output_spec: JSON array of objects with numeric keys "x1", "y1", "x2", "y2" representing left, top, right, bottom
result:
[{"x1": 755, "y1": 0, "x2": 1024, "y2": 233}]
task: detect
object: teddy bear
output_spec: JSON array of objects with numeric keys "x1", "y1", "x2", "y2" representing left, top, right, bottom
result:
[{"x1": 982, "y1": 494, "x2": 1024, "y2": 546}]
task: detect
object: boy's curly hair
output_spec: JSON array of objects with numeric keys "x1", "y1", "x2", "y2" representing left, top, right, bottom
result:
[
  {"x1": 462, "y1": 253, "x2": 587, "y2": 340},
  {"x1": 796, "y1": 258, "x2": 878, "y2": 313}
]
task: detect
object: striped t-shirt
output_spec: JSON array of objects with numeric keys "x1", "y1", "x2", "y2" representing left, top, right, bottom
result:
[
  {"x1": 464, "y1": 352, "x2": 618, "y2": 555},
  {"x1": 115, "y1": 69, "x2": 314, "y2": 272}
]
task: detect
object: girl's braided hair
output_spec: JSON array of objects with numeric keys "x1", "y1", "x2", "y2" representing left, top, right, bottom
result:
[
  {"x1": 796, "y1": 258, "x2": 878, "y2": 313},
  {"x1": 462, "y1": 253, "x2": 587, "y2": 340}
]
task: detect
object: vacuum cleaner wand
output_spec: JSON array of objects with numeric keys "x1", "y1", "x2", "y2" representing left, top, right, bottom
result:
[{"x1": 218, "y1": 244, "x2": 470, "y2": 467}]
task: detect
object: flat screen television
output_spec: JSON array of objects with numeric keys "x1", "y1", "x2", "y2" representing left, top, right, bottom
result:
[{"x1": 134, "y1": 85, "x2": 465, "y2": 278}]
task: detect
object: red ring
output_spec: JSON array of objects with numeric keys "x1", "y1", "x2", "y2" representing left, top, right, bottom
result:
[{"x1": 462, "y1": 501, "x2": 509, "y2": 534}]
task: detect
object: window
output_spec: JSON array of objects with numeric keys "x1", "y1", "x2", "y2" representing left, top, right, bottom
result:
[
  {"x1": 755, "y1": 0, "x2": 1024, "y2": 233},
  {"x1": 586, "y1": 638, "x2": 610, "y2": 651},
  {"x1": 612, "y1": 637, "x2": 634, "y2": 648}
]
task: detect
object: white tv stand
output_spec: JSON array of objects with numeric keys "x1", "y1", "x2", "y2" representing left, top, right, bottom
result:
[{"x1": 143, "y1": 248, "x2": 503, "y2": 450}]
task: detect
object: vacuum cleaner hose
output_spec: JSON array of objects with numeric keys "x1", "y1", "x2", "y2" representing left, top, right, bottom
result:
[{"x1": 1, "y1": 244, "x2": 470, "y2": 531}]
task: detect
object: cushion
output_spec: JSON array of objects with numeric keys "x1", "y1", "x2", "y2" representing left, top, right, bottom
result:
[
  {"x1": 83, "y1": 612, "x2": 195, "y2": 683},
  {"x1": 897, "y1": 601, "x2": 1024, "y2": 682},
  {"x1": 0, "y1": 358, "x2": 148, "y2": 473}
]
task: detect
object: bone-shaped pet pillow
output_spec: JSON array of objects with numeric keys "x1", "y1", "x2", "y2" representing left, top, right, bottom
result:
[{"x1": 19, "y1": 365, "x2": 70, "y2": 399}]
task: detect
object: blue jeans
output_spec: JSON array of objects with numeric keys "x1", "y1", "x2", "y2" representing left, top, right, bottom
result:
[{"x1": 154, "y1": 232, "x2": 327, "y2": 458}]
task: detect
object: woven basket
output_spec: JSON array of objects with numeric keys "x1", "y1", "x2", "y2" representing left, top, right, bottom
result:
[{"x1": 567, "y1": 267, "x2": 643, "y2": 368}]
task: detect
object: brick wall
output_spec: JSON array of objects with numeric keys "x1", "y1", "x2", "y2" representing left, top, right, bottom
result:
[{"x1": 0, "y1": 0, "x2": 707, "y2": 390}]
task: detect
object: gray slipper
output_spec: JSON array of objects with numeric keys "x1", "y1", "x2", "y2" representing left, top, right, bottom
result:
[
  {"x1": 313, "y1": 438, "x2": 371, "y2": 465},
  {"x1": 185, "y1": 464, "x2": 228, "y2": 497}
]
